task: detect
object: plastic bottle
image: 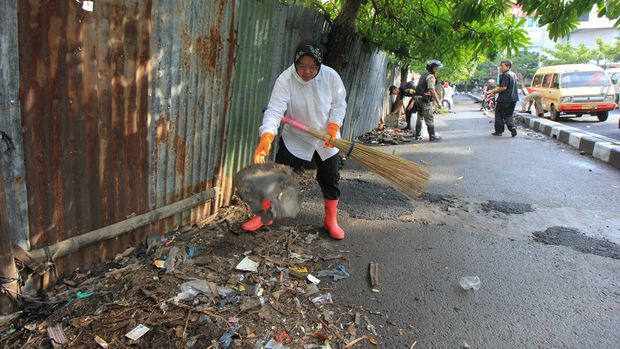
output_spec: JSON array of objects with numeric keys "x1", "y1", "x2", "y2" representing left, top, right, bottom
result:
[{"x1": 459, "y1": 276, "x2": 481, "y2": 290}]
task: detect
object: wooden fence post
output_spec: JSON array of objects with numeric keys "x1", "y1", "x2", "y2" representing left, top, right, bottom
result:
[{"x1": 0, "y1": 146, "x2": 20, "y2": 315}]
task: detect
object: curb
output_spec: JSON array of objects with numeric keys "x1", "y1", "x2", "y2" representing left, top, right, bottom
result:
[
  {"x1": 514, "y1": 113, "x2": 620, "y2": 170},
  {"x1": 465, "y1": 93, "x2": 483, "y2": 103}
]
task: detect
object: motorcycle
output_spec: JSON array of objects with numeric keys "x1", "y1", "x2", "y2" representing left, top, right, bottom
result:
[{"x1": 482, "y1": 92, "x2": 495, "y2": 111}]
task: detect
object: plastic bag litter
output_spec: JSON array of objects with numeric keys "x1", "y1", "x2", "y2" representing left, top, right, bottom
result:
[
  {"x1": 172, "y1": 279, "x2": 213, "y2": 302},
  {"x1": 459, "y1": 276, "x2": 481, "y2": 290},
  {"x1": 311, "y1": 293, "x2": 333, "y2": 305},
  {"x1": 317, "y1": 265, "x2": 350, "y2": 281},
  {"x1": 219, "y1": 325, "x2": 239, "y2": 349},
  {"x1": 265, "y1": 338, "x2": 290, "y2": 349}
]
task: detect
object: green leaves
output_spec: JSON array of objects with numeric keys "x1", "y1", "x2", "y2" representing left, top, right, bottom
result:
[
  {"x1": 516, "y1": 0, "x2": 618, "y2": 41},
  {"x1": 351, "y1": 0, "x2": 528, "y2": 70},
  {"x1": 293, "y1": 0, "x2": 619, "y2": 80}
]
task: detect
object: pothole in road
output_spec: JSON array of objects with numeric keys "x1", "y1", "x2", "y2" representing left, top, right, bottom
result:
[
  {"x1": 532, "y1": 226, "x2": 620, "y2": 259},
  {"x1": 481, "y1": 200, "x2": 534, "y2": 214}
]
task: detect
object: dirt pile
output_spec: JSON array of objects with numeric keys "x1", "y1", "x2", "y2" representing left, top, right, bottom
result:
[{"x1": 0, "y1": 205, "x2": 374, "y2": 349}]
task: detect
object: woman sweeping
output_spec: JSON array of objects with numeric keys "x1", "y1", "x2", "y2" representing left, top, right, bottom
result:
[{"x1": 242, "y1": 40, "x2": 348, "y2": 240}]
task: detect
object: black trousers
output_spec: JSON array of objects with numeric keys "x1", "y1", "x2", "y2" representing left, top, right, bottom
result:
[
  {"x1": 275, "y1": 138, "x2": 340, "y2": 200},
  {"x1": 495, "y1": 101, "x2": 516, "y2": 133},
  {"x1": 405, "y1": 109, "x2": 414, "y2": 128}
]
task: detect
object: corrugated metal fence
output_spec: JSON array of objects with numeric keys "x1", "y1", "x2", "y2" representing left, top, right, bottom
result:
[
  {"x1": 149, "y1": 0, "x2": 237, "y2": 229},
  {"x1": 0, "y1": 0, "x2": 395, "y2": 278},
  {"x1": 221, "y1": 1, "x2": 328, "y2": 202},
  {"x1": 0, "y1": 0, "x2": 29, "y2": 251}
]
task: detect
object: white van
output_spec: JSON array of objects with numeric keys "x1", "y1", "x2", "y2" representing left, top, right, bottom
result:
[
  {"x1": 529, "y1": 64, "x2": 616, "y2": 121},
  {"x1": 605, "y1": 67, "x2": 620, "y2": 107}
]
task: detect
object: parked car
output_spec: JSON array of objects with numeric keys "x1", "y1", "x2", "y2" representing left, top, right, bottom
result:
[
  {"x1": 529, "y1": 64, "x2": 617, "y2": 121},
  {"x1": 605, "y1": 67, "x2": 620, "y2": 108}
]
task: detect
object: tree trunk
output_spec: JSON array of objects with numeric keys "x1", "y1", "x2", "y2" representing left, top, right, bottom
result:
[
  {"x1": 400, "y1": 67, "x2": 408, "y2": 85},
  {"x1": 0, "y1": 159, "x2": 19, "y2": 315},
  {"x1": 325, "y1": 0, "x2": 367, "y2": 75}
]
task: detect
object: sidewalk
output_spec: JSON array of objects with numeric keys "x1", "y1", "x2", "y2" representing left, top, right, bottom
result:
[{"x1": 515, "y1": 112, "x2": 620, "y2": 170}]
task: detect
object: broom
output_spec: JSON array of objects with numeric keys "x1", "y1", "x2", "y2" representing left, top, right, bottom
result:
[{"x1": 281, "y1": 117, "x2": 429, "y2": 197}]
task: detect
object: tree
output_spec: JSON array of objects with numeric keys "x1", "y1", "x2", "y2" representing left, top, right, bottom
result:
[
  {"x1": 470, "y1": 60, "x2": 499, "y2": 82},
  {"x1": 358, "y1": 1, "x2": 530, "y2": 65},
  {"x1": 542, "y1": 43, "x2": 592, "y2": 65},
  {"x1": 511, "y1": 50, "x2": 541, "y2": 83},
  {"x1": 296, "y1": 0, "x2": 619, "y2": 77},
  {"x1": 516, "y1": 0, "x2": 620, "y2": 41},
  {"x1": 591, "y1": 37, "x2": 620, "y2": 66}
]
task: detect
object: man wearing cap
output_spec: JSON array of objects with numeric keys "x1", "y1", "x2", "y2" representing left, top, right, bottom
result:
[
  {"x1": 242, "y1": 40, "x2": 348, "y2": 240},
  {"x1": 414, "y1": 60, "x2": 443, "y2": 141}
]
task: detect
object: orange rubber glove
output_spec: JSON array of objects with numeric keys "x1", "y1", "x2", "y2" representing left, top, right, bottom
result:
[
  {"x1": 253, "y1": 132, "x2": 275, "y2": 164},
  {"x1": 324, "y1": 123, "x2": 340, "y2": 148}
]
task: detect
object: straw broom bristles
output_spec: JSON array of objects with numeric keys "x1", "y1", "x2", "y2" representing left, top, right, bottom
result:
[{"x1": 305, "y1": 128, "x2": 429, "y2": 198}]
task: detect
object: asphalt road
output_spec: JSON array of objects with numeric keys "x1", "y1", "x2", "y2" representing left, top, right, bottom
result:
[
  {"x1": 280, "y1": 95, "x2": 620, "y2": 348},
  {"x1": 470, "y1": 92, "x2": 620, "y2": 140}
]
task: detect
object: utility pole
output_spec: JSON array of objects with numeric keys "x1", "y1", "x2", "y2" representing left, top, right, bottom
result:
[{"x1": 0, "y1": 133, "x2": 19, "y2": 315}]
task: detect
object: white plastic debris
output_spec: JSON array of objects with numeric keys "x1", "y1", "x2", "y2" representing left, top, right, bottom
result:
[
  {"x1": 235, "y1": 256, "x2": 259, "y2": 272},
  {"x1": 459, "y1": 276, "x2": 481, "y2": 290},
  {"x1": 125, "y1": 324, "x2": 150, "y2": 340},
  {"x1": 311, "y1": 293, "x2": 333, "y2": 305},
  {"x1": 82, "y1": 1, "x2": 94, "y2": 12},
  {"x1": 307, "y1": 274, "x2": 321, "y2": 285}
]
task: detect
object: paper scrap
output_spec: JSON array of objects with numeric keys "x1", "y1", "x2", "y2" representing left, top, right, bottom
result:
[
  {"x1": 46, "y1": 325, "x2": 67, "y2": 348},
  {"x1": 235, "y1": 256, "x2": 259, "y2": 272},
  {"x1": 307, "y1": 274, "x2": 321, "y2": 285},
  {"x1": 125, "y1": 324, "x2": 150, "y2": 340}
]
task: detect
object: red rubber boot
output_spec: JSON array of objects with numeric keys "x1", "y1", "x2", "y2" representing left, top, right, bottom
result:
[
  {"x1": 241, "y1": 199, "x2": 272, "y2": 232},
  {"x1": 323, "y1": 199, "x2": 345, "y2": 240}
]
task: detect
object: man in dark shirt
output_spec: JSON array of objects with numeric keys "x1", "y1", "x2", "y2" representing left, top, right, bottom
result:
[
  {"x1": 488, "y1": 60, "x2": 519, "y2": 137},
  {"x1": 389, "y1": 82, "x2": 416, "y2": 131}
]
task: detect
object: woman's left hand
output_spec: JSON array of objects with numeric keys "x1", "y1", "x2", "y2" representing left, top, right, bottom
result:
[{"x1": 324, "y1": 122, "x2": 340, "y2": 148}]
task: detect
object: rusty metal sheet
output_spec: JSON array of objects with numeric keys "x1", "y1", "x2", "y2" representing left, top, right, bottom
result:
[
  {"x1": 149, "y1": 0, "x2": 237, "y2": 231},
  {"x1": 8, "y1": 0, "x2": 394, "y2": 279},
  {"x1": 0, "y1": 0, "x2": 30, "y2": 250},
  {"x1": 18, "y1": 0, "x2": 152, "y2": 273}
]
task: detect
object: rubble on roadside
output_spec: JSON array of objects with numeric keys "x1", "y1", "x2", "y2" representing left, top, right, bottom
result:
[
  {"x1": 0, "y1": 203, "x2": 383, "y2": 349},
  {"x1": 356, "y1": 127, "x2": 415, "y2": 145}
]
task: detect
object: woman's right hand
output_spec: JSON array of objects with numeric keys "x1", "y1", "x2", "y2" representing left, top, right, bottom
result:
[{"x1": 253, "y1": 133, "x2": 275, "y2": 164}]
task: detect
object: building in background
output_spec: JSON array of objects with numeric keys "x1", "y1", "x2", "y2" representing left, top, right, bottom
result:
[{"x1": 512, "y1": 5, "x2": 620, "y2": 55}]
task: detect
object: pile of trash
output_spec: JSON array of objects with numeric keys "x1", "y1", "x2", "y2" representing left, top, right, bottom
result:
[
  {"x1": 356, "y1": 127, "x2": 415, "y2": 145},
  {"x1": 0, "y1": 207, "x2": 379, "y2": 349}
]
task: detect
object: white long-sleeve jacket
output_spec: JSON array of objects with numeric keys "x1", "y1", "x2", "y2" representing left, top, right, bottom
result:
[{"x1": 259, "y1": 64, "x2": 347, "y2": 161}]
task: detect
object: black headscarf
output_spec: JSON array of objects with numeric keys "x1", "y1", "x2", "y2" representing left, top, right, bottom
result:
[{"x1": 294, "y1": 40, "x2": 323, "y2": 72}]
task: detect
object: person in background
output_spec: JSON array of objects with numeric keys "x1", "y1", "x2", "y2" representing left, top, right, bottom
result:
[
  {"x1": 244, "y1": 40, "x2": 348, "y2": 240},
  {"x1": 442, "y1": 81, "x2": 454, "y2": 110},
  {"x1": 388, "y1": 82, "x2": 417, "y2": 131},
  {"x1": 520, "y1": 88, "x2": 544, "y2": 117},
  {"x1": 487, "y1": 60, "x2": 519, "y2": 137},
  {"x1": 481, "y1": 79, "x2": 496, "y2": 111},
  {"x1": 414, "y1": 60, "x2": 443, "y2": 141},
  {"x1": 435, "y1": 81, "x2": 445, "y2": 111}
]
